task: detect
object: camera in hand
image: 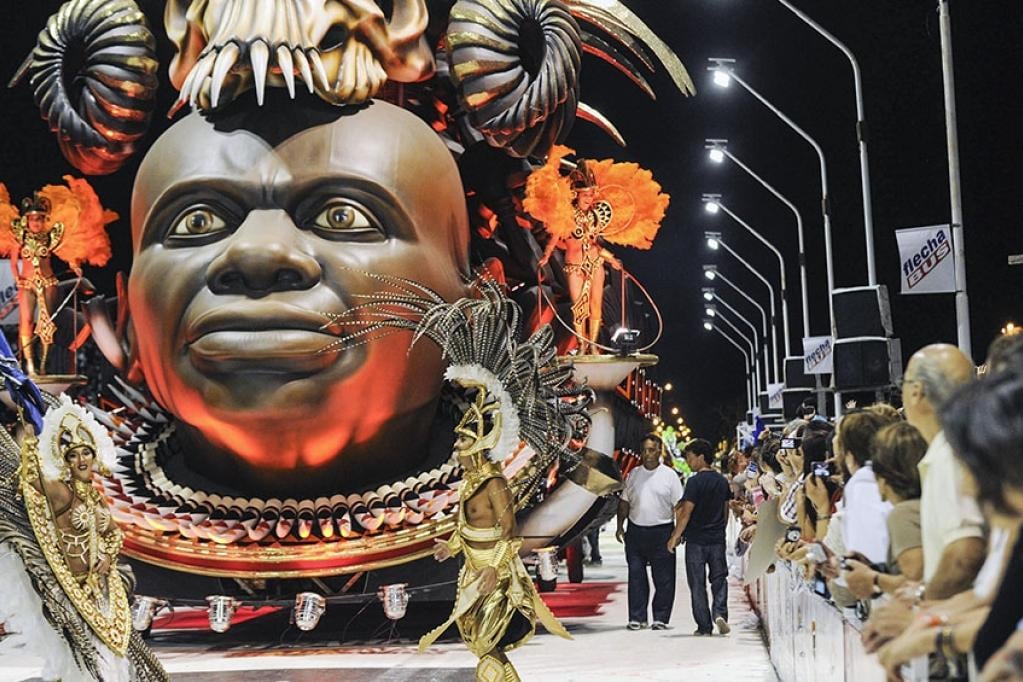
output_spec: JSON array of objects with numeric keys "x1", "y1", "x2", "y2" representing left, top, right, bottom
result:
[{"x1": 785, "y1": 526, "x2": 801, "y2": 543}]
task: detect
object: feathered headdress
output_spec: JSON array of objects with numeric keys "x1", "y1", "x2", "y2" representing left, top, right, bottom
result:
[
  {"x1": 0, "y1": 176, "x2": 117, "y2": 269},
  {"x1": 324, "y1": 274, "x2": 592, "y2": 467},
  {"x1": 37, "y1": 394, "x2": 117, "y2": 482},
  {"x1": 524, "y1": 145, "x2": 670, "y2": 249}
]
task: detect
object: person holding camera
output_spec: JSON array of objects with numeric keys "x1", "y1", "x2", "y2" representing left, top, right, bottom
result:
[{"x1": 843, "y1": 421, "x2": 927, "y2": 598}]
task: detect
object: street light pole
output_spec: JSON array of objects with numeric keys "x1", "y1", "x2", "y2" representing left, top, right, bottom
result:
[
  {"x1": 704, "y1": 271, "x2": 772, "y2": 389},
  {"x1": 772, "y1": 0, "x2": 877, "y2": 286},
  {"x1": 706, "y1": 300, "x2": 763, "y2": 393},
  {"x1": 709, "y1": 59, "x2": 842, "y2": 416},
  {"x1": 710, "y1": 198, "x2": 792, "y2": 360},
  {"x1": 707, "y1": 140, "x2": 811, "y2": 342},
  {"x1": 938, "y1": 0, "x2": 972, "y2": 359},
  {"x1": 709, "y1": 237, "x2": 780, "y2": 386},
  {"x1": 712, "y1": 308, "x2": 761, "y2": 400},
  {"x1": 707, "y1": 323, "x2": 753, "y2": 415}
]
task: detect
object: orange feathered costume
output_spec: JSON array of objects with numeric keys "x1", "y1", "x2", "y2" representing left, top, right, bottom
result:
[
  {"x1": 523, "y1": 145, "x2": 669, "y2": 249},
  {"x1": 0, "y1": 175, "x2": 117, "y2": 269}
]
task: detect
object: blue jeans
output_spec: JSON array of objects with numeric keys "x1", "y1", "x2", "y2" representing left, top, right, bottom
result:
[
  {"x1": 625, "y1": 523, "x2": 676, "y2": 624},
  {"x1": 684, "y1": 541, "x2": 728, "y2": 633}
]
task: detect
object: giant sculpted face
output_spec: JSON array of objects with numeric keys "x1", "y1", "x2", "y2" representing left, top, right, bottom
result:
[{"x1": 129, "y1": 100, "x2": 469, "y2": 494}]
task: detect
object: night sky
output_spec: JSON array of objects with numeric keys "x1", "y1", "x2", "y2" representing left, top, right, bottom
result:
[{"x1": 1, "y1": 1, "x2": 1020, "y2": 441}]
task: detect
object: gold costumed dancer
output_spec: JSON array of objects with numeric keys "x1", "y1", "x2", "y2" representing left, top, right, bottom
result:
[
  {"x1": 419, "y1": 384, "x2": 572, "y2": 681},
  {"x1": 0, "y1": 177, "x2": 116, "y2": 375},
  {"x1": 0, "y1": 343, "x2": 167, "y2": 681},
  {"x1": 325, "y1": 277, "x2": 592, "y2": 681},
  {"x1": 525, "y1": 145, "x2": 670, "y2": 354}
]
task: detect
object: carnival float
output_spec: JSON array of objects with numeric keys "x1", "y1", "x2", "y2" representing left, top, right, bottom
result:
[{"x1": 0, "y1": 0, "x2": 690, "y2": 664}]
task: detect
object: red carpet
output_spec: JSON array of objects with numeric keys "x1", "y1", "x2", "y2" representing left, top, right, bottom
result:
[{"x1": 540, "y1": 581, "x2": 621, "y2": 619}]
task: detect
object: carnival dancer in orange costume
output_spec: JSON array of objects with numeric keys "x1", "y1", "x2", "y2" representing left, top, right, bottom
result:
[
  {"x1": 0, "y1": 177, "x2": 116, "y2": 375},
  {"x1": 525, "y1": 146, "x2": 669, "y2": 354}
]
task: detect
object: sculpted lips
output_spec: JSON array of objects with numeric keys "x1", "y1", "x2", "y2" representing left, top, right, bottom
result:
[{"x1": 185, "y1": 302, "x2": 344, "y2": 373}]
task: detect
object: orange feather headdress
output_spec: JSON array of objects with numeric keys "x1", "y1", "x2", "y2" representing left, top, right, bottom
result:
[{"x1": 523, "y1": 145, "x2": 669, "y2": 249}]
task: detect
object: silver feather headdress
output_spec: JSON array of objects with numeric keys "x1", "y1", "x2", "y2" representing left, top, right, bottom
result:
[{"x1": 324, "y1": 273, "x2": 592, "y2": 468}]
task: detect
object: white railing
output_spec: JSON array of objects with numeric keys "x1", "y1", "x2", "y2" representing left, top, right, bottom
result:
[{"x1": 742, "y1": 555, "x2": 931, "y2": 681}]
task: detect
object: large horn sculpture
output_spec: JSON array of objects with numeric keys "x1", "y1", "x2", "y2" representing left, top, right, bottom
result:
[
  {"x1": 445, "y1": 0, "x2": 582, "y2": 159},
  {"x1": 9, "y1": 0, "x2": 158, "y2": 175}
]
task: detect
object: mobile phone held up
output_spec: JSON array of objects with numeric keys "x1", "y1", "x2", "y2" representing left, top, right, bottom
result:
[
  {"x1": 781, "y1": 437, "x2": 801, "y2": 450},
  {"x1": 813, "y1": 461, "x2": 831, "y2": 479}
]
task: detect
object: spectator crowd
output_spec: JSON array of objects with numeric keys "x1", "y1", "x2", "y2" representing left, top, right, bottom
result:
[{"x1": 618, "y1": 331, "x2": 1023, "y2": 681}]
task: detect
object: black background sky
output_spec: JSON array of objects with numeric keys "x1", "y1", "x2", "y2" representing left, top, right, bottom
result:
[{"x1": 1, "y1": 1, "x2": 1021, "y2": 441}]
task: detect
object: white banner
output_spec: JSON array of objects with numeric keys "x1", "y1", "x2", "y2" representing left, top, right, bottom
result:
[
  {"x1": 896, "y1": 224, "x2": 956, "y2": 294},
  {"x1": 803, "y1": 336, "x2": 834, "y2": 375},
  {"x1": 0, "y1": 261, "x2": 18, "y2": 326},
  {"x1": 767, "y1": 382, "x2": 784, "y2": 410}
]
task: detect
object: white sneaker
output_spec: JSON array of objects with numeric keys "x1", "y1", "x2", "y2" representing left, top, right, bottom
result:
[{"x1": 715, "y1": 616, "x2": 731, "y2": 635}]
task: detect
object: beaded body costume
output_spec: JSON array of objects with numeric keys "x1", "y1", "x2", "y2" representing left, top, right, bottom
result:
[
  {"x1": 0, "y1": 349, "x2": 166, "y2": 682},
  {"x1": 524, "y1": 145, "x2": 670, "y2": 352}
]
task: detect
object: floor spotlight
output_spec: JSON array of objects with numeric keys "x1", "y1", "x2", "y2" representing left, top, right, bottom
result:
[
  {"x1": 206, "y1": 595, "x2": 241, "y2": 633},
  {"x1": 293, "y1": 592, "x2": 327, "y2": 631},
  {"x1": 379, "y1": 583, "x2": 410, "y2": 621}
]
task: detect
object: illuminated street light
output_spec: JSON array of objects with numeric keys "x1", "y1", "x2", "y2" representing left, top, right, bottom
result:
[
  {"x1": 702, "y1": 289, "x2": 714, "y2": 302},
  {"x1": 671, "y1": 407, "x2": 679, "y2": 415},
  {"x1": 707, "y1": 58, "x2": 844, "y2": 418},
  {"x1": 708, "y1": 147, "x2": 725, "y2": 163},
  {"x1": 703, "y1": 266, "x2": 717, "y2": 281},
  {"x1": 704, "y1": 232, "x2": 781, "y2": 384},
  {"x1": 664, "y1": 382, "x2": 674, "y2": 391},
  {"x1": 709, "y1": 58, "x2": 734, "y2": 88},
  {"x1": 705, "y1": 306, "x2": 716, "y2": 318},
  {"x1": 706, "y1": 139, "x2": 812, "y2": 343},
  {"x1": 703, "y1": 266, "x2": 771, "y2": 384},
  {"x1": 704, "y1": 289, "x2": 767, "y2": 391},
  {"x1": 703, "y1": 320, "x2": 713, "y2": 331},
  {"x1": 703, "y1": 200, "x2": 792, "y2": 363}
]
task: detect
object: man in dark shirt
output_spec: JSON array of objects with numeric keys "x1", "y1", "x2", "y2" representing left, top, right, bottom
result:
[{"x1": 668, "y1": 439, "x2": 732, "y2": 636}]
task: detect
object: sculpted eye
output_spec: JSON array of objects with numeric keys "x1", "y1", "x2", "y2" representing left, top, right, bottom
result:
[
  {"x1": 313, "y1": 201, "x2": 372, "y2": 232},
  {"x1": 171, "y1": 206, "x2": 228, "y2": 238}
]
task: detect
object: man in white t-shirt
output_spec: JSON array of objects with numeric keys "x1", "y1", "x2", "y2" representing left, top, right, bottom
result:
[{"x1": 616, "y1": 434, "x2": 684, "y2": 631}]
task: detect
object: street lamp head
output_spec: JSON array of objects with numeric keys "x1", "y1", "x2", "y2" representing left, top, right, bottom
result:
[
  {"x1": 707, "y1": 58, "x2": 736, "y2": 88},
  {"x1": 708, "y1": 147, "x2": 725, "y2": 164},
  {"x1": 704, "y1": 229, "x2": 722, "y2": 251},
  {"x1": 702, "y1": 290, "x2": 714, "y2": 302},
  {"x1": 705, "y1": 306, "x2": 716, "y2": 318},
  {"x1": 702, "y1": 320, "x2": 713, "y2": 331},
  {"x1": 664, "y1": 382, "x2": 673, "y2": 391},
  {"x1": 702, "y1": 265, "x2": 717, "y2": 281},
  {"x1": 702, "y1": 193, "x2": 722, "y2": 215}
]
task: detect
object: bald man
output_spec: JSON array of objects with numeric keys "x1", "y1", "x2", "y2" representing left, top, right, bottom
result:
[{"x1": 902, "y1": 343, "x2": 985, "y2": 599}]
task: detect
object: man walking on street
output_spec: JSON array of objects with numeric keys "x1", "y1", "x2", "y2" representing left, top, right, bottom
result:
[
  {"x1": 617, "y1": 434, "x2": 684, "y2": 631},
  {"x1": 669, "y1": 438, "x2": 732, "y2": 636}
]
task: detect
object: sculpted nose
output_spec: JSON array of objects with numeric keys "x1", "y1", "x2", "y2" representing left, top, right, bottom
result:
[{"x1": 207, "y1": 210, "x2": 321, "y2": 296}]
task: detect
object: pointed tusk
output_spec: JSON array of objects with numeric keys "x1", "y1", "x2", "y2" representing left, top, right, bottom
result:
[
  {"x1": 307, "y1": 49, "x2": 331, "y2": 92},
  {"x1": 293, "y1": 47, "x2": 315, "y2": 95},
  {"x1": 276, "y1": 44, "x2": 295, "y2": 98},
  {"x1": 188, "y1": 50, "x2": 217, "y2": 108},
  {"x1": 209, "y1": 42, "x2": 240, "y2": 109},
  {"x1": 250, "y1": 40, "x2": 270, "y2": 106}
]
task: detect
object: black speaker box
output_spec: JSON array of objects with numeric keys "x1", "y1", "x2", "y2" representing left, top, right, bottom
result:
[
  {"x1": 782, "y1": 388, "x2": 815, "y2": 420},
  {"x1": 833, "y1": 337, "x2": 903, "y2": 391},
  {"x1": 785, "y1": 355, "x2": 819, "y2": 389},
  {"x1": 832, "y1": 285, "x2": 893, "y2": 339}
]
